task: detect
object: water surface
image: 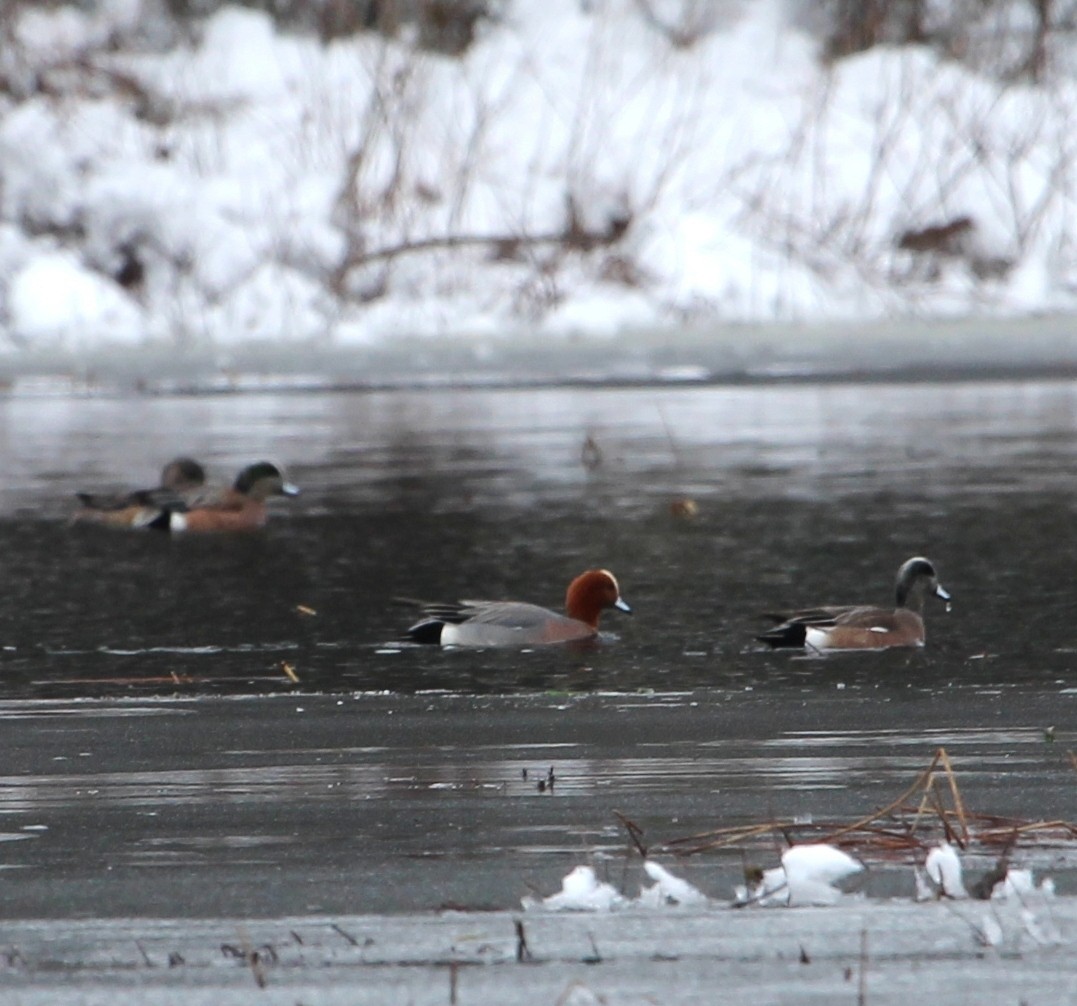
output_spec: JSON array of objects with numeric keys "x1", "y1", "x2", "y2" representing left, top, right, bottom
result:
[{"x1": 0, "y1": 377, "x2": 1073, "y2": 918}]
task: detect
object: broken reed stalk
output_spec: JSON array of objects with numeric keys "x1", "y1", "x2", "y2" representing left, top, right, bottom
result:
[
  {"x1": 236, "y1": 928, "x2": 267, "y2": 990},
  {"x1": 970, "y1": 819, "x2": 1077, "y2": 843},
  {"x1": 929, "y1": 780, "x2": 958, "y2": 846},
  {"x1": 935, "y1": 747, "x2": 970, "y2": 845},
  {"x1": 514, "y1": 919, "x2": 532, "y2": 962},
  {"x1": 648, "y1": 747, "x2": 1076, "y2": 860},
  {"x1": 660, "y1": 821, "x2": 792, "y2": 857},
  {"x1": 330, "y1": 922, "x2": 360, "y2": 947},
  {"x1": 613, "y1": 811, "x2": 648, "y2": 858},
  {"x1": 858, "y1": 929, "x2": 868, "y2": 1006},
  {"x1": 818, "y1": 748, "x2": 950, "y2": 846}
]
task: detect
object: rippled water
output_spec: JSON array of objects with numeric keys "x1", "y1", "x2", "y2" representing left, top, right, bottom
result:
[{"x1": 0, "y1": 377, "x2": 1074, "y2": 917}]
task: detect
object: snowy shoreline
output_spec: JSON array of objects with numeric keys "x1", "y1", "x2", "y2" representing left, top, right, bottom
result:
[
  {"x1": 1, "y1": 314, "x2": 1074, "y2": 395},
  {"x1": 4, "y1": 1, "x2": 1077, "y2": 357}
]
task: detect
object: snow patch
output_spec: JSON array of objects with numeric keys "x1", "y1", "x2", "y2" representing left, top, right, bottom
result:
[{"x1": 9, "y1": 253, "x2": 143, "y2": 349}]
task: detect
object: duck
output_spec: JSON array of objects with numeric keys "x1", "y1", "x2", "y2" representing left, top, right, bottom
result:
[
  {"x1": 72, "y1": 456, "x2": 206, "y2": 528},
  {"x1": 402, "y1": 568, "x2": 631, "y2": 646},
  {"x1": 147, "y1": 461, "x2": 299, "y2": 533},
  {"x1": 756, "y1": 556, "x2": 951, "y2": 651}
]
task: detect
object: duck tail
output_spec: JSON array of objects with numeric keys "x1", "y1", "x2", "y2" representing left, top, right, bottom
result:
[
  {"x1": 144, "y1": 509, "x2": 173, "y2": 533},
  {"x1": 755, "y1": 622, "x2": 808, "y2": 648},
  {"x1": 405, "y1": 619, "x2": 445, "y2": 645}
]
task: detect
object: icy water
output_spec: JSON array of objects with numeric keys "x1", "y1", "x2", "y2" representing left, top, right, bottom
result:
[{"x1": 0, "y1": 377, "x2": 1075, "y2": 1000}]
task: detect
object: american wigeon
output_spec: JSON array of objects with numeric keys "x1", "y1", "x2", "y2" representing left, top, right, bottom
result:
[
  {"x1": 757, "y1": 556, "x2": 951, "y2": 651},
  {"x1": 403, "y1": 568, "x2": 632, "y2": 646},
  {"x1": 148, "y1": 461, "x2": 299, "y2": 533},
  {"x1": 72, "y1": 456, "x2": 206, "y2": 529}
]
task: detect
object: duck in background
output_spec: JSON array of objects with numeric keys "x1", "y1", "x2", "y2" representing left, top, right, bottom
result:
[
  {"x1": 147, "y1": 461, "x2": 299, "y2": 533},
  {"x1": 72, "y1": 456, "x2": 206, "y2": 529},
  {"x1": 757, "y1": 556, "x2": 951, "y2": 651},
  {"x1": 401, "y1": 568, "x2": 631, "y2": 647}
]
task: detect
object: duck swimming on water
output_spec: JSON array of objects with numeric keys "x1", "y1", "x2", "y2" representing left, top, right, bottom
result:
[
  {"x1": 757, "y1": 556, "x2": 951, "y2": 652},
  {"x1": 72, "y1": 456, "x2": 206, "y2": 529},
  {"x1": 402, "y1": 568, "x2": 632, "y2": 647}
]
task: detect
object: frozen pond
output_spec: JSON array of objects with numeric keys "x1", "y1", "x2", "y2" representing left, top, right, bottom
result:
[{"x1": 0, "y1": 373, "x2": 1074, "y2": 1000}]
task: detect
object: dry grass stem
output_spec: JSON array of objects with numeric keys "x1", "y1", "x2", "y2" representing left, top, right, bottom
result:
[{"x1": 632, "y1": 748, "x2": 1075, "y2": 863}]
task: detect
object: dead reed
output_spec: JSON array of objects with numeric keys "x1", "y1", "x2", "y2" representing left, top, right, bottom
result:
[{"x1": 619, "y1": 747, "x2": 1077, "y2": 861}]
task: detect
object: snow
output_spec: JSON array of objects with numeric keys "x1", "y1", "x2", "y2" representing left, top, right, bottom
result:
[
  {"x1": 523, "y1": 864, "x2": 627, "y2": 912},
  {"x1": 1, "y1": 0, "x2": 1076, "y2": 354},
  {"x1": 523, "y1": 861, "x2": 711, "y2": 912},
  {"x1": 992, "y1": 867, "x2": 1056, "y2": 900},
  {"x1": 924, "y1": 842, "x2": 969, "y2": 899},
  {"x1": 733, "y1": 844, "x2": 865, "y2": 908},
  {"x1": 638, "y1": 860, "x2": 709, "y2": 907},
  {"x1": 8, "y1": 251, "x2": 143, "y2": 349}
]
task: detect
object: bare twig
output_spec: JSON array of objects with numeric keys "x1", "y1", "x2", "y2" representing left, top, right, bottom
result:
[
  {"x1": 652, "y1": 748, "x2": 1076, "y2": 862},
  {"x1": 857, "y1": 928, "x2": 868, "y2": 1006},
  {"x1": 935, "y1": 747, "x2": 970, "y2": 845},
  {"x1": 330, "y1": 922, "x2": 360, "y2": 947},
  {"x1": 613, "y1": 810, "x2": 648, "y2": 858},
  {"x1": 514, "y1": 919, "x2": 532, "y2": 962}
]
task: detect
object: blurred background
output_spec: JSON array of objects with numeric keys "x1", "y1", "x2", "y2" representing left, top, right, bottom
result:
[
  {"x1": 0, "y1": 0, "x2": 1073, "y2": 933},
  {"x1": 1, "y1": 0, "x2": 1076, "y2": 381}
]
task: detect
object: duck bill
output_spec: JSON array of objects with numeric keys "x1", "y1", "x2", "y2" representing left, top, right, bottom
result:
[
  {"x1": 614, "y1": 597, "x2": 633, "y2": 614},
  {"x1": 280, "y1": 482, "x2": 301, "y2": 497},
  {"x1": 934, "y1": 584, "x2": 951, "y2": 602}
]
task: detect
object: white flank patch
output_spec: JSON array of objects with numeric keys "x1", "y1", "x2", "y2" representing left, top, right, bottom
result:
[{"x1": 803, "y1": 627, "x2": 832, "y2": 651}]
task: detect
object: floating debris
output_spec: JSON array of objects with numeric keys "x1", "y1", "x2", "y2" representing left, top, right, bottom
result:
[
  {"x1": 669, "y1": 497, "x2": 699, "y2": 519},
  {"x1": 580, "y1": 435, "x2": 603, "y2": 471}
]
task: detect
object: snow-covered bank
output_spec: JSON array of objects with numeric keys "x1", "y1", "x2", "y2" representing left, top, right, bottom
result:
[{"x1": 2, "y1": 0, "x2": 1077, "y2": 357}]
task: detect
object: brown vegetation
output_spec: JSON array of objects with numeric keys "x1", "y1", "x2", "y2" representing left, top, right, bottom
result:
[{"x1": 618, "y1": 748, "x2": 1077, "y2": 864}]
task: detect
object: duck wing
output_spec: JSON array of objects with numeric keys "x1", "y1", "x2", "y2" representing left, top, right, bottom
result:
[
  {"x1": 400, "y1": 599, "x2": 588, "y2": 647},
  {"x1": 405, "y1": 599, "x2": 551, "y2": 630},
  {"x1": 757, "y1": 605, "x2": 858, "y2": 647}
]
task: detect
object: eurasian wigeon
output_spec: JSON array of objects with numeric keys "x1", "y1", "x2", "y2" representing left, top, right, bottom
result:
[
  {"x1": 147, "y1": 461, "x2": 299, "y2": 533},
  {"x1": 72, "y1": 456, "x2": 206, "y2": 529},
  {"x1": 757, "y1": 556, "x2": 951, "y2": 651},
  {"x1": 403, "y1": 568, "x2": 631, "y2": 647}
]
